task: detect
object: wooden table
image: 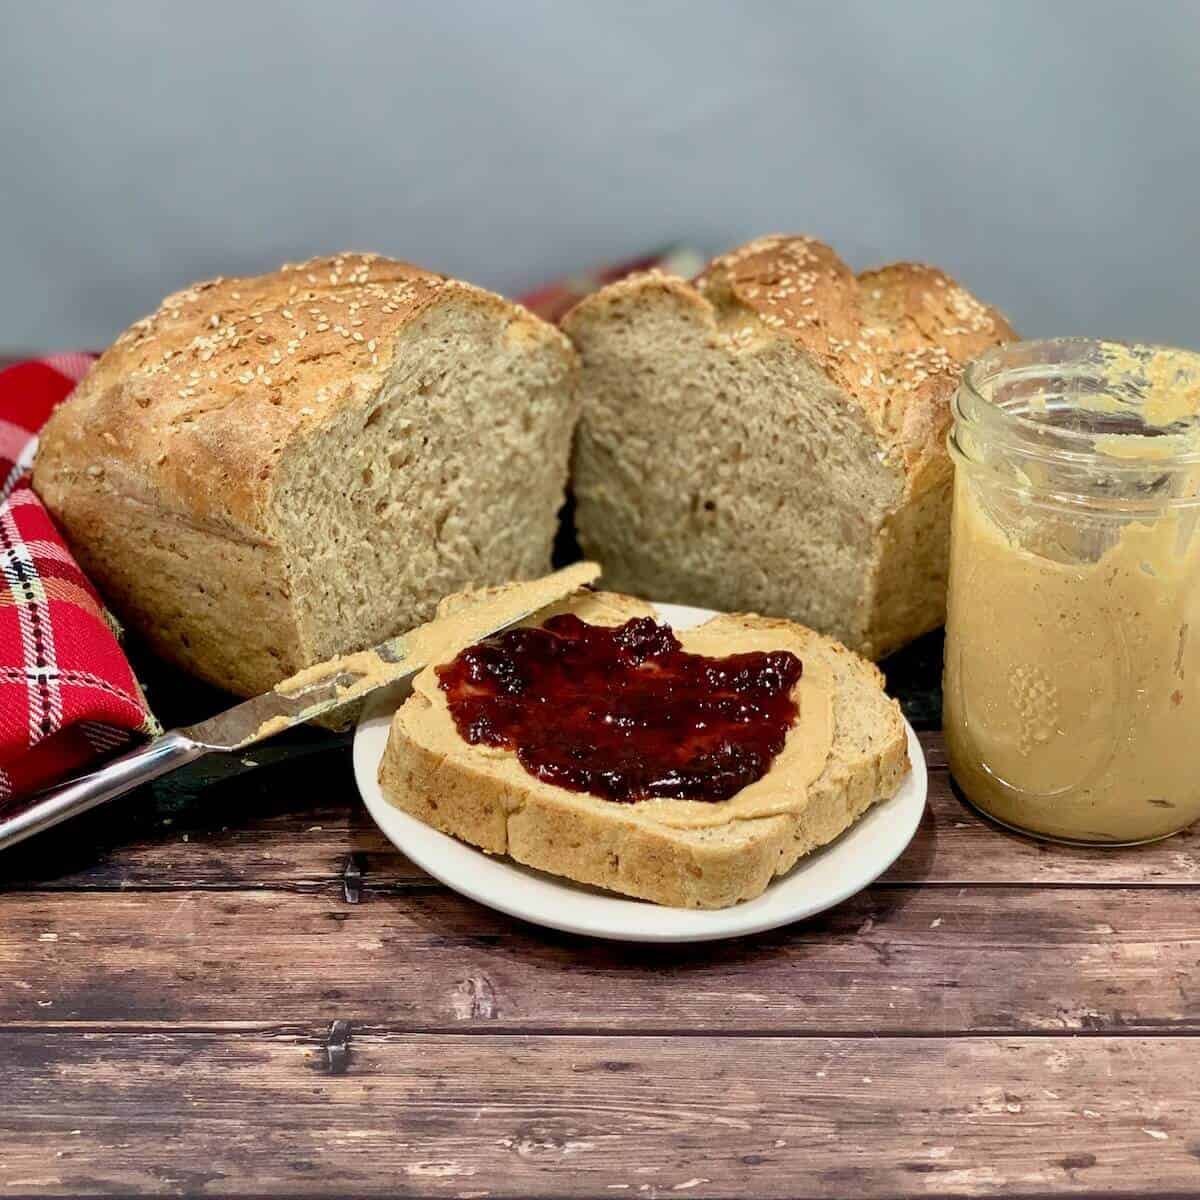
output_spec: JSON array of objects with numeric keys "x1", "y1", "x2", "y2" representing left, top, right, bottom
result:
[{"x1": 2, "y1": 622, "x2": 1199, "y2": 1199}]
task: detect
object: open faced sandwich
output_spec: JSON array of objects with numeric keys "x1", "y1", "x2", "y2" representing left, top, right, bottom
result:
[{"x1": 378, "y1": 577, "x2": 909, "y2": 908}]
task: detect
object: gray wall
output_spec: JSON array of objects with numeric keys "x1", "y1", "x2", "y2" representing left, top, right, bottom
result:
[{"x1": 2, "y1": 0, "x2": 1198, "y2": 351}]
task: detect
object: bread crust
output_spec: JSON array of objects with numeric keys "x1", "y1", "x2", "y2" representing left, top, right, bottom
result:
[
  {"x1": 33, "y1": 254, "x2": 578, "y2": 695},
  {"x1": 578, "y1": 236, "x2": 1015, "y2": 502},
  {"x1": 35, "y1": 253, "x2": 572, "y2": 537},
  {"x1": 378, "y1": 588, "x2": 909, "y2": 909},
  {"x1": 561, "y1": 235, "x2": 1016, "y2": 659}
]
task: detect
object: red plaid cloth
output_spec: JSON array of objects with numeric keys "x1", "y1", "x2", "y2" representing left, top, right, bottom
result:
[
  {"x1": 0, "y1": 248, "x2": 700, "y2": 802},
  {"x1": 0, "y1": 356, "x2": 158, "y2": 802}
]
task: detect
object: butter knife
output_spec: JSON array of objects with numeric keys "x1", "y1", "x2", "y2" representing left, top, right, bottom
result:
[{"x1": 0, "y1": 562, "x2": 600, "y2": 852}]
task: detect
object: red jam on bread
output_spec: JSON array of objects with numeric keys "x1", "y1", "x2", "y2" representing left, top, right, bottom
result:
[{"x1": 436, "y1": 614, "x2": 802, "y2": 803}]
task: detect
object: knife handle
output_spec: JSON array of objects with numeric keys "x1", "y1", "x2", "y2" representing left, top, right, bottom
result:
[{"x1": 0, "y1": 731, "x2": 207, "y2": 853}]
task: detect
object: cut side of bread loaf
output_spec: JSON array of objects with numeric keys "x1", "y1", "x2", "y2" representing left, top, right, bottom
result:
[
  {"x1": 561, "y1": 235, "x2": 1015, "y2": 659},
  {"x1": 33, "y1": 254, "x2": 578, "y2": 697},
  {"x1": 378, "y1": 583, "x2": 909, "y2": 908}
]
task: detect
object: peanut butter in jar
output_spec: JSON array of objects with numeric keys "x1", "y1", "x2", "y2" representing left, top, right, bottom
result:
[{"x1": 944, "y1": 339, "x2": 1200, "y2": 844}]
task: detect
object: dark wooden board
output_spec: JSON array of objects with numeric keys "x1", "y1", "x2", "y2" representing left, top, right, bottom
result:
[
  {"x1": 2, "y1": 883, "x2": 1198, "y2": 1033},
  {"x1": 4, "y1": 1030, "x2": 1198, "y2": 1198}
]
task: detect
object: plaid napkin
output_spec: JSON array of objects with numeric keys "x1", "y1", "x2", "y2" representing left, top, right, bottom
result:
[
  {"x1": 0, "y1": 356, "x2": 159, "y2": 802},
  {"x1": 0, "y1": 248, "x2": 700, "y2": 802}
]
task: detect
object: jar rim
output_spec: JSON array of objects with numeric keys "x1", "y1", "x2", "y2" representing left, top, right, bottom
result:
[
  {"x1": 946, "y1": 433, "x2": 1200, "y2": 512},
  {"x1": 958, "y1": 337, "x2": 1200, "y2": 470}
]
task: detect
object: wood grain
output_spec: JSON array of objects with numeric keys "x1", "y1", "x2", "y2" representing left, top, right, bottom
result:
[
  {"x1": 2, "y1": 701, "x2": 1196, "y2": 1198},
  {"x1": 3, "y1": 1030, "x2": 1197, "y2": 1198},
  {"x1": 3, "y1": 735, "x2": 1197, "y2": 893},
  {"x1": 3, "y1": 884, "x2": 1197, "y2": 1033}
]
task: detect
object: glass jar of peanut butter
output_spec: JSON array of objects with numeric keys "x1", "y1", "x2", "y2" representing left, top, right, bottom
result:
[{"x1": 944, "y1": 338, "x2": 1200, "y2": 844}]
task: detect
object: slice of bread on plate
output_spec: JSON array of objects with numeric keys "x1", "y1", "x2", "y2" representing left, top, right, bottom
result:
[
  {"x1": 378, "y1": 580, "x2": 909, "y2": 908},
  {"x1": 34, "y1": 253, "x2": 578, "y2": 698},
  {"x1": 561, "y1": 234, "x2": 1016, "y2": 660}
]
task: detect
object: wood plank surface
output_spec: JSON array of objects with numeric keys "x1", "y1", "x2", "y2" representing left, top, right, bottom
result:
[
  {"x1": 2, "y1": 884, "x2": 1197, "y2": 1033},
  {"x1": 3, "y1": 735, "x2": 1198, "y2": 895},
  {"x1": 3, "y1": 1030, "x2": 1198, "y2": 1198},
  {"x1": 1, "y1": 678, "x2": 1195, "y2": 1199}
]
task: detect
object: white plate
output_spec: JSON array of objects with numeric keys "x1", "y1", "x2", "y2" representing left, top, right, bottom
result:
[{"x1": 353, "y1": 602, "x2": 927, "y2": 943}]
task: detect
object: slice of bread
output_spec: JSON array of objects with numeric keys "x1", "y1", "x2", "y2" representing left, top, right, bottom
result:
[
  {"x1": 560, "y1": 234, "x2": 1016, "y2": 659},
  {"x1": 378, "y1": 581, "x2": 909, "y2": 908}
]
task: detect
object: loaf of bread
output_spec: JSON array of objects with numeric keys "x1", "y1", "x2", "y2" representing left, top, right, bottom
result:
[
  {"x1": 33, "y1": 254, "x2": 578, "y2": 697},
  {"x1": 379, "y1": 581, "x2": 909, "y2": 908},
  {"x1": 561, "y1": 235, "x2": 1016, "y2": 659}
]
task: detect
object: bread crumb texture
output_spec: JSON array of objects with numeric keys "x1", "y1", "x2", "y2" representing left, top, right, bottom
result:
[
  {"x1": 33, "y1": 254, "x2": 579, "y2": 695},
  {"x1": 562, "y1": 235, "x2": 1015, "y2": 658}
]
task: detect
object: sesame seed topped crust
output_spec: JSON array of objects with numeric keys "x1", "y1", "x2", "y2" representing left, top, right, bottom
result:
[
  {"x1": 560, "y1": 234, "x2": 1017, "y2": 659},
  {"x1": 35, "y1": 253, "x2": 571, "y2": 536},
  {"x1": 691, "y1": 235, "x2": 1016, "y2": 496},
  {"x1": 33, "y1": 253, "x2": 580, "y2": 697}
]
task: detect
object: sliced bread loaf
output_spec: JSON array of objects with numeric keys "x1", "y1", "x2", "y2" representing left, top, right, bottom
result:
[
  {"x1": 561, "y1": 235, "x2": 1016, "y2": 659},
  {"x1": 378, "y1": 581, "x2": 909, "y2": 908},
  {"x1": 33, "y1": 254, "x2": 578, "y2": 697}
]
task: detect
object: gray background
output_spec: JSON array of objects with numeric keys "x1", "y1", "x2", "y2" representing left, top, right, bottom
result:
[{"x1": 2, "y1": 0, "x2": 1197, "y2": 352}]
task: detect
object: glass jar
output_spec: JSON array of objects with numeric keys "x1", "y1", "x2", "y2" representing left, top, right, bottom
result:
[{"x1": 944, "y1": 338, "x2": 1200, "y2": 844}]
